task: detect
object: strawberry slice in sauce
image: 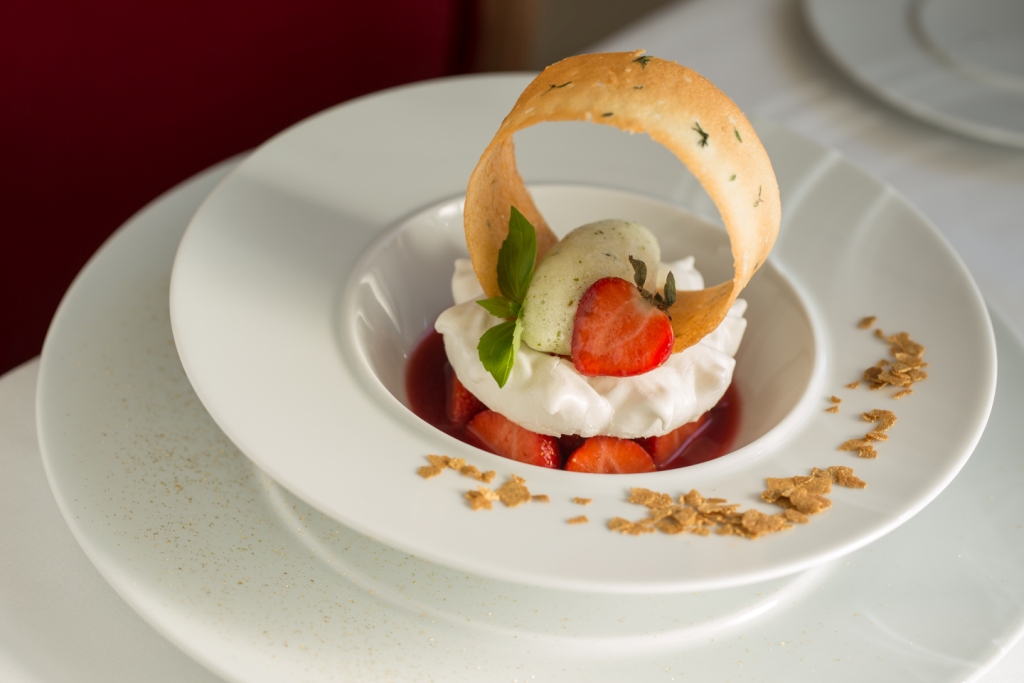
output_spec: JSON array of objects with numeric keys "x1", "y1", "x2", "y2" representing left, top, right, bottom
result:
[
  {"x1": 446, "y1": 370, "x2": 486, "y2": 427},
  {"x1": 635, "y1": 414, "x2": 712, "y2": 468},
  {"x1": 571, "y1": 277, "x2": 674, "y2": 377},
  {"x1": 565, "y1": 436, "x2": 657, "y2": 474},
  {"x1": 466, "y1": 410, "x2": 562, "y2": 469}
]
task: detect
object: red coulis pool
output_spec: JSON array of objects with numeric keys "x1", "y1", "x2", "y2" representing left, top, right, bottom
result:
[{"x1": 405, "y1": 329, "x2": 741, "y2": 471}]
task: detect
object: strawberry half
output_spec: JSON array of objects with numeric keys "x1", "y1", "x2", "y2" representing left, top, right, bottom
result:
[
  {"x1": 565, "y1": 436, "x2": 657, "y2": 474},
  {"x1": 446, "y1": 370, "x2": 485, "y2": 427},
  {"x1": 466, "y1": 410, "x2": 562, "y2": 469},
  {"x1": 571, "y1": 277, "x2": 674, "y2": 377}
]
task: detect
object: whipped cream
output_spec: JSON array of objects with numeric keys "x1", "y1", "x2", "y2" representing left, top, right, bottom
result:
[{"x1": 435, "y1": 258, "x2": 746, "y2": 439}]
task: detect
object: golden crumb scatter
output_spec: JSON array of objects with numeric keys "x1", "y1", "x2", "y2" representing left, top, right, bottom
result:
[
  {"x1": 760, "y1": 465, "x2": 864, "y2": 515},
  {"x1": 874, "y1": 328, "x2": 886, "y2": 340},
  {"x1": 825, "y1": 406, "x2": 840, "y2": 413},
  {"x1": 784, "y1": 508, "x2": 809, "y2": 524},
  {"x1": 629, "y1": 487, "x2": 675, "y2": 509},
  {"x1": 419, "y1": 455, "x2": 496, "y2": 483},
  {"x1": 816, "y1": 465, "x2": 867, "y2": 489},
  {"x1": 496, "y1": 477, "x2": 532, "y2": 508},
  {"x1": 837, "y1": 407, "x2": 897, "y2": 459},
  {"x1": 846, "y1": 381, "x2": 860, "y2": 389},
  {"x1": 465, "y1": 486, "x2": 499, "y2": 511},
  {"x1": 830, "y1": 395, "x2": 842, "y2": 404},
  {"x1": 683, "y1": 489, "x2": 705, "y2": 507},
  {"x1": 858, "y1": 329, "x2": 927, "y2": 397},
  {"x1": 742, "y1": 509, "x2": 790, "y2": 534},
  {"x1": 572, "y1": 497, "x2": 593, "y2": 506},
  {"x1": 417, "y1": 465, "x2": 443, "y2": 479},
  {"x1": 607, "y1": 517, "x2": 657, "y2": 535},
  {"x1": 863, "y1": 408, "x2": 896, "y2": 425},
  {"x1": 610, "y1": 470, "x2": 863, "y2": 541},
  {"x1": 858, "y1": 316, "x2": 877, "y2": 329},
  {"x1": 788, "y1": 489, "x2": 832, "y2": 514},
  {"x1": 427, "y1": 454, "x2": 450, "y2": 468},
  {"x1": 460, "y1": 470, "x2": 541, "y2": 509},
  {"x1": 568, "y1": 515, "x2": 589, "y2": 525}
]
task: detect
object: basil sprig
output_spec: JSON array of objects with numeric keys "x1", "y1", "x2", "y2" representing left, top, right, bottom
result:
[{"x1": 477, "y1": 206, "x2": 536, "y2": 388}]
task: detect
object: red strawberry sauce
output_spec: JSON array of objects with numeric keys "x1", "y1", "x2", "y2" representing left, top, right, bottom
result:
[{"x1": 405, "y1": 328, "x2": 741, "y2": 471}]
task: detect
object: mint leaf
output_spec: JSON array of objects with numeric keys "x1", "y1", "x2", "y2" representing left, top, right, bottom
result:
[
  {"x1": 477, "y1": 296, "x2": 520, "y2": 319},
  {"x1": 477, "y1": 318, "x2": 523, "y2": 388},
  {"x1": 477, "y1": 206, "x2": 536, "y2": 389},
  {"x1": 497, "y1": 206, "x2": 537, "y2": 303}
]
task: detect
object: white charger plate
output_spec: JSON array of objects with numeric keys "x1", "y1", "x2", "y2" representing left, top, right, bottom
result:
[
  {"x1": 805, "y1": 0, "x2": 1024, "y2": 149},
  {"x1": 36, "y1": 155, "x2": 1024, "y2": 683},
  {"x1": 169, "y1": 74, "x2": 995, "y2": 593}
]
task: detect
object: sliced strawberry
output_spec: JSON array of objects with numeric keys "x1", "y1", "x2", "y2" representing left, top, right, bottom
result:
[
  {"x1": 446, "y1": 370, "x2": 485, "y2": 427},
  {"x1": 466, "y1": 410, "x2": 562, "y2": 469},
  {"x1": 571, "y1": 277, "x2": 674, "y2": 377},
  {"x1": 565, "y1": 436, "x2": 657, "y2": 474},
  {"x1": 642, "y1": 414, "x2": 711, "y2": 468}
]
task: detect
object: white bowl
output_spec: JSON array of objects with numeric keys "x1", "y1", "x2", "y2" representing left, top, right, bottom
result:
[{"x1": 170, "y1": 75, "x2": 995, "y2": 593}]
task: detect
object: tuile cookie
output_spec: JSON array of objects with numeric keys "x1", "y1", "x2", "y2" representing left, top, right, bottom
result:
[{"x1": 463, "y1": 51, "x2": 781, "y2": 353}]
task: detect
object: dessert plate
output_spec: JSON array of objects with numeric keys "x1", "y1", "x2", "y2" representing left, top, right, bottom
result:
[
  {"x1": 170, "y1": 74, "x2": 995, "y2": 593},
  {"x1": 805, "y1": 0, "x2": 1024, "y2": 149},
  {"x1": 37, "y1": 156, "x2": 1024, "y2": 683}
]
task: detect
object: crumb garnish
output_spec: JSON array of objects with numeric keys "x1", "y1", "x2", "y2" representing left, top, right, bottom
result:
[
  {"x1": 838, "y1": 408, "x2": 897, "y2": 459},
  {"x1": 418, "y1": 454, "x2": 496, "y2": 483},
  {"x1": 608, "y1": 470, "x2": 865, "y2": 539},
  {"x1": 568, "y1": 515, "x2": 589, "y2": 525},
  {"x1": 573, "y1": 497, "x2": 592, "y2": 506},
  {"x1": 465, "y1": 486, "x2": 499, "y2": 510},
  {"x1": 858, "y1": 316, "x2": 877, "y2": 329},
  {"x1": 855, "y1": 320, "x2": 927, "y2": 400}
]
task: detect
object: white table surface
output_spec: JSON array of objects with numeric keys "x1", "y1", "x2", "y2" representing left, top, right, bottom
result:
[{"x1": 2, "y1": 0, "x2": 1023, "y2": 680}]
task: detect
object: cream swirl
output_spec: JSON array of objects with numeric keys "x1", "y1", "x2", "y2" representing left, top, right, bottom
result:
[{"x1": 435, "y1": 258, "x2": 745, "y2": 438}]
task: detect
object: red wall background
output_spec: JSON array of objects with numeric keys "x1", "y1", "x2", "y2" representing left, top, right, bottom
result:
[{"x1": 0, "y1": 0, "x2": 475, "y2": 376}]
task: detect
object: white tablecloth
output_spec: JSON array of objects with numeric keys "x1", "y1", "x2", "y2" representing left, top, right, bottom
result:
[{"x1": 2, "y1": 0, "x2": 1022, "y2": 680}]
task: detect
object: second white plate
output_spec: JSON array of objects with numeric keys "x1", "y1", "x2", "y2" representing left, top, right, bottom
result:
[
  {"x1": 36, "y1": 155, "x2": 1024, "y2": 683},
  {"x1": 170, "y1": 74, "x2": 995, "y2": 593},
  {"x1": 805, "y1": 0, "x2": 1024, "y2": 148}
]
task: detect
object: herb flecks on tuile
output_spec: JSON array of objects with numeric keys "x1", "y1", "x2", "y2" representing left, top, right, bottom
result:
[
  {"x1": 477, "y1": 206, "x2": 537, "y2": 388},
  {"x1": 628, "y1": 256, "x2": 676, "y2": 318}
]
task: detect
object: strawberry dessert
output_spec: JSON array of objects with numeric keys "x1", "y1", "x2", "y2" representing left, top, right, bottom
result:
[
  {"x1": 406, "y1": 51, "x2": 781, "y2": 474},
  {"x1": 406, "y1": 214, "x2": 746, "y2": 474}
]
